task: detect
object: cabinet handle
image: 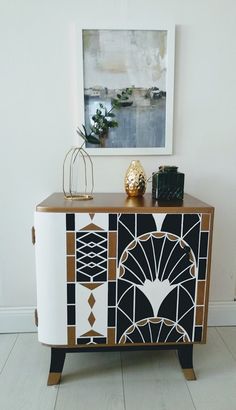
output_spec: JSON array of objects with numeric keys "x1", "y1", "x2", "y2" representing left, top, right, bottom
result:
[{"x1": 32, "y1": 226, "x2": 36, "y2": 245}]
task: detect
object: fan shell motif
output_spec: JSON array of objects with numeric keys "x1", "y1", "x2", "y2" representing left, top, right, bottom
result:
[{"x1": 116, "y1": 213, "x2": 200, "y2": 344}]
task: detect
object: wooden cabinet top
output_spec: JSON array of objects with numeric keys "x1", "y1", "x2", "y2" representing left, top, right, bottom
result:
[{"x1": 36, "y1": 193, "x2": 214, "y2": 214}]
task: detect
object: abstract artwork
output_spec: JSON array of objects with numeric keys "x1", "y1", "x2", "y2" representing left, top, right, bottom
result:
[{"x1": 80, "y1": 28, "x2": 175, "y2": 155}]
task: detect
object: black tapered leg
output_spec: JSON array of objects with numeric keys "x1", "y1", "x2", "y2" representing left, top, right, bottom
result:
[
  {"x1": 47, "y1": 348, "x2": 66, "y2": 385},
  {"x1": 177, "y1": 344, "x2": 196, "y2": 380}
]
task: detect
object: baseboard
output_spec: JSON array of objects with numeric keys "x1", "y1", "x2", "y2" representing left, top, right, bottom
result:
[
  {"x1": 0, "y1": 302, "x2": 236, "y2": 333},
  {"x1": 207, "y1": 301, "x2": 236, "y2": 326},
  {"x1": 0, "y1": 307, "x2": 37, "y2": 333}
]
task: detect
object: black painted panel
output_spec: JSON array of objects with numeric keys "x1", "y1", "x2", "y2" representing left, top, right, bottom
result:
[
  {"x1": 137, "y1": 214, "x2": 156, "y2": 236},
  {"x1": 198, "y1": 258, "x2": 207, "y2": 280},
  {"x1": 200, "y1": 232, "x2": 208, "y2": 257},
  {"x1": 109, "y1": 214, "x2": 117, "y2": 230},
  {"x1": 67, "y1": 305, "x2": 75, "y2": 325},
  {"x1": 66, "y1": 214, "x2": 75, "y2": 231},
  {"x1": 161, "y1": 214, "x2": 182, "y2": 236},
  {"x1": 67, "y1": 284, "x2": 75, "y2": 304}
]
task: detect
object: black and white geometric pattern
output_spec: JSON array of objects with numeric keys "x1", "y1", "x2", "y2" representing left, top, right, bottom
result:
[
  {"x1": 116, "y1": 213, "x2": 203, "y2": 344},
  {"x1": 67, "y1": 212, "x2": 209, "y2": 346},
  {"x1": 76, "y1": 232, "x2": 107, "y2": 282}
]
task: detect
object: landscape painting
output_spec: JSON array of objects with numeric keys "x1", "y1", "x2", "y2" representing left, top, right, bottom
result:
[{"x1": 82, "y1": 29, "x2": 174, "y2": 154}]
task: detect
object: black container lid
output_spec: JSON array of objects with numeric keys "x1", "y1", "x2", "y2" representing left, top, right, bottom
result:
[{"x1": 159, "y1": 165, "x2": 178, "y2": 173}]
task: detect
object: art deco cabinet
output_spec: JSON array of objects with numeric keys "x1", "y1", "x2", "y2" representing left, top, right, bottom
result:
[{"x1": 34, "y1": 193, "x2": 214, "y2": 385}]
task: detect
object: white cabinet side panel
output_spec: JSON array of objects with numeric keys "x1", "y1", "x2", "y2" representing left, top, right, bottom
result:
[{"x1": 35, "y1": 212, "x2": 67, "y2": 345}]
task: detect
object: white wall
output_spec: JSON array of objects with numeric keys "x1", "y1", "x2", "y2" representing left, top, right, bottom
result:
[{"x1": 0, "y1": 0, "x2": 236, "y2": 326}]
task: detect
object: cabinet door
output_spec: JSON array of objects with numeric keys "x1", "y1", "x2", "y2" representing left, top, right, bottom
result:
[
  {"x1": 65, "y1": 212, "x2": 211, "y2": 347},
  {"x1": 35, "y1": 211, "x2": 212, "y2": 346},
  {"x1": 116, "y1": 213, "x2": 211, "y2": 345}
]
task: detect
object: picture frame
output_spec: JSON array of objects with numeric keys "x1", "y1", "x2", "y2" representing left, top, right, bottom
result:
[{"x1": 77, "y1": 26, "x2": 175, "y2": 155}]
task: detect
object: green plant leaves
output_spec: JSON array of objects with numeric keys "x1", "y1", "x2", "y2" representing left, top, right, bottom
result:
[{"x1": 77, "y1": 87, "x2": 133, "y2": 145}]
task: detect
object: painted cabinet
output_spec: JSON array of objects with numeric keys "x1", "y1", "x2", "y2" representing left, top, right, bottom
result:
[{"x1": 34, "y1": 193, "x2": 214, "y2": 384}]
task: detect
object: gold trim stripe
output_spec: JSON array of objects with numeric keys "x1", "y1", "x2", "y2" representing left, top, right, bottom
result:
[
  {"x1": 197, "y1": 281, "x2": 206, "y2": 305},
  {"x1": 67, "y1": 256, "x2": 75, "y2": 282},
  {"x1": 66, "y1": 232, "x2": 75, "y2": 255},
  {"x1": 109, "y1": 232, "x2": 117, "y2": 258},
  {"x1": 195, "y1": 306, "x2": 204, "y2": 325},
  {"x1": 108, "y1": 258, "x2": 116, "y2": 281},
  {"x1": 201, "y1": 213, "x2": 210, "y2": 231},
  {"x1": 108, "y1": 328, "x2": 116, "y2": 345},
  {"x1": 67, "y1": 327, "x2": 76, "y2": 345}
]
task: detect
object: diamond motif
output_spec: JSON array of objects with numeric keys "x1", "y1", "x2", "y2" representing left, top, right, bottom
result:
[
  {"x1": 88, "y1": 262, "x2": 96, "y2": 268},
  {"x1": 88, "y1": 242, "x2": 96, "y2": 248},
  {"x1": 88, "y1": 293, "x2": 96, "y2": 308},
  {"x1": 88, "y1": 312, "x2": 96, "y2": 327},
  {"x1": 76, "y1": 231, "x2": 108, "y2": 281}
]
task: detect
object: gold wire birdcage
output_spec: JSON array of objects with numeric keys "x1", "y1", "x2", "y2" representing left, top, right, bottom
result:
[{"x1": 63, "y1": 144, "x2": 94, "y2": 200}]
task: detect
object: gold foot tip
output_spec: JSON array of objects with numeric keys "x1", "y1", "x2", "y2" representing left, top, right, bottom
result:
[
  {"x1": 182, "y1": 368, "x2": 197, "y2": 381},
  {"x1": 47, "y1": 372, "x2": 61, "y2": 386}
]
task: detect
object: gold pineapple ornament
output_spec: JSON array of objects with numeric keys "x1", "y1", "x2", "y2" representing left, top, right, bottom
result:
[{"x1": 124, "y1": 160, "x2": 147, "y2": 197}]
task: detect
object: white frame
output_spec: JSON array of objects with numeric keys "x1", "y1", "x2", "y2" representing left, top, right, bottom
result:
[{"x1": 77, "y1": 26, "x2": 175, "y2": 155}]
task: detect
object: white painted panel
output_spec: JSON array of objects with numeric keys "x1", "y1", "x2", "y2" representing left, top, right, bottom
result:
[
  {"x1": 76, "y1": 283, "x2": 108, "y2": 338},
  {"x1": 76, "y1": 284, "x2": 91, "y2": 337},
  {"x1": 92, "y1": 213, "x2": 109, "y2": 231},
  {"x1": 92, "y1": 283, "x2": 108, "y2": 335},
  {"x1": 152, "y1": 213, "x2": 166, "y2": 231},
  {"x1": 75, "y1": 213, "x2": 108, "y2": 231},
  {"x1": 74, "y1": 213, "x2": 92, "y2": 231},
  {"x1": 35, "y1": 212, "x2": 67, "y2": 345}
]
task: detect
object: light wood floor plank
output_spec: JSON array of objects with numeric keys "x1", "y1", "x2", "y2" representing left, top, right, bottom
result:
[
  {"x1": 186, "y1": 327, "x2": 236, "y2": 410},
  {"x1": 0, "y1": 333, "x2": 58, "y2": 410},
  {"x1": 0, "y1": 333, "x2": 18, "y2": 372},
  {"x1": 55, "y1": 351, "x2": 125, "y2": 410},
  {"x1": 1, "y1": 328, "x2": 236, "y2": 409},
  {"x1": 121, "y1": 350, "x2": 195, "y2": 410},
  {"x1": 216, "y1": 326, "x2": 236, "y2": 360}
]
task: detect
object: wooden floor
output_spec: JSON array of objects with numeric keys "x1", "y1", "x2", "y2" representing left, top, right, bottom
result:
[{"x1": 0, "y1": 328, "x2": 236, "y2": 409}]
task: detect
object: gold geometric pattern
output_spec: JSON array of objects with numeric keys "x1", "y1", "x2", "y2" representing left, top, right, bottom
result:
[
  {"x1": 81, "y1": 330, "x2": 103, "y2": 337},
  {"x1": 88, "y1": 312, "x2": 96, "y2": 327},
  {"x1": 88, "y1": 293, "x2": 96, "y2": 308},
  {"x1": 80, "y1": 222, "x2": 103, "y2": 231},
  {"x1": 81, "y1": 283, "x2": 102, "y2": 290}
]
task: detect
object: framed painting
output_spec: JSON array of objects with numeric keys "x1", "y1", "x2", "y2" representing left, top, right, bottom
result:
[{"x1": 77, "y1": 27, "x2": 175, "y2": 155}]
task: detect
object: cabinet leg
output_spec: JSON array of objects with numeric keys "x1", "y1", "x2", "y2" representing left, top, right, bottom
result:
[
  {"x1": 177, "y1": 344, "x2": 196, "y2": 381},
  {"x1": 47, "y1": 348, "x2": 66, "y2": 386}
]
